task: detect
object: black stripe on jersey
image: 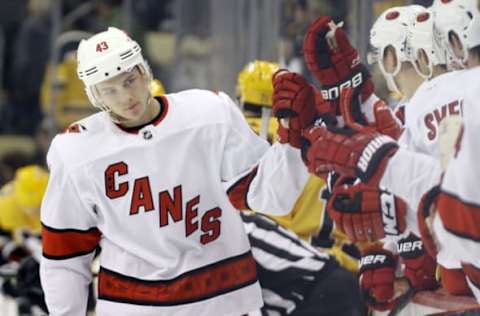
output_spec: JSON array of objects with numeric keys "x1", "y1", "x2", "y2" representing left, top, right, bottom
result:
[
  {"x1": 250, "y1": 234, "x2": 305, "y2": 262},
  {"x1": 42, "y1": 249, "x2": 98, "y2": 261},
  {"x1": 312, "y1": 207, "x2": 334, "y2": 248},
  {"x1": 41, "y1": 223, "x2": 99, "y2": 233},
  {"x1": 243, "y1": 212, "x2": 330, "y2": 307},
  {"x1": 242, "y1": 213, "x2": 327, "y2": 258},
  {"x1": 262, "y1": 303, "x2": 290, "y2": 316}
]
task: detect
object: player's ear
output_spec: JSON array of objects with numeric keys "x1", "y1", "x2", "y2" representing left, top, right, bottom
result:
[
  {"x1": 449, "y1": 31, "x2": 464, "y2": 59},
  {"x1": 382, "y1": 45, "x2": 398, "y2": 74}
]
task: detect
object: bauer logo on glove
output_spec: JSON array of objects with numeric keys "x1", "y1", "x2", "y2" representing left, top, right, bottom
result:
[{"x1": 303, "y1": 16, "x2": 374, "y2": 106}]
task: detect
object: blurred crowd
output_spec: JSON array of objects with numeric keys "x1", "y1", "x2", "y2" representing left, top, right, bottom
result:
[{"x1": 0, "y1": 0, "x2": 172, "y2": 184}]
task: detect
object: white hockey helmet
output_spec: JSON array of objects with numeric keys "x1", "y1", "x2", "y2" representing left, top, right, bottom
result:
[
  {"x1": 431, "y1": 0, "x2": 480, "y2": 67},
  {"x1": 409, "y1": 8, "x2": 447, "y2": 75},
  {"x1": 369, "y1": 5, "x2": 426, "y2": 93},
  {"x1": 77, "y1": 27, "x2": 152, "y2": 112}
]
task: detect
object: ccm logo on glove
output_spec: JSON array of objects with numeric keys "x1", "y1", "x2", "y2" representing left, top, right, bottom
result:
[{"x1": 380, "y1": 191, "x2": 401, "y2": 236}]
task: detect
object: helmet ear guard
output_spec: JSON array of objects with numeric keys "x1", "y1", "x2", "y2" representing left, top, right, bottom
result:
[{"x1": 370, "y1": 6, "x2": 420, "y2": 93}]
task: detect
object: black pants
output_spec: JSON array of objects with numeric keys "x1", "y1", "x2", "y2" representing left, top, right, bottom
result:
[{"x1": 292, "y1": 262, "x2": 366, "y2": 316}]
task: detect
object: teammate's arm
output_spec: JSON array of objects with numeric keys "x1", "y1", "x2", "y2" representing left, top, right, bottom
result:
[{"x1": 219, "y1": 92, "x2": 310, "y2": 215}]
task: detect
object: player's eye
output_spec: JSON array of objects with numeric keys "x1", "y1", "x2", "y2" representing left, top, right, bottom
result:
[
  {"x1": 101, "y1": 88, "x2": 116, "y2": 96},
  {"x1": 124, "y1": 76, "x2": 137, "y2": 87}
]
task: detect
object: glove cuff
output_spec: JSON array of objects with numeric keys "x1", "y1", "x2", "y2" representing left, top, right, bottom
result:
[{"x1": 356, "y1": 135, "x2": 398, "y2": 184}]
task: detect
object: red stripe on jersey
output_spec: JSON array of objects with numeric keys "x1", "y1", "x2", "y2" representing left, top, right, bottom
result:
[
  {"x1": 462, "y1": 263, "x2": 480, "y2": 292},
  {"x1": 226, "y1": 167, "x2": 258, "y2": 210},
  {"x1": 437, "y1": 191, "x2": 480, "y2": 241},
  {"x1": 97, "y1": 250, "x2": 257, "y2": 306},
  {"x1": 439, "y1": 266, "x2": 472, "y2": 296},
  {"x1": 42, "y1": 224, "x2": 101, "y2": 260}
]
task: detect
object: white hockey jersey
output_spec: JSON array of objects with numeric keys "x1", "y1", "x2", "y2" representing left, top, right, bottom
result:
[
  {"x1": 393, "y1": 70, "x2": 467, "y2": 268},
  {"x1": 434, "y1": 69, "x2": 480, "y2": 262},
  {"x1": 434, "y1": 68, "x2": 480, "y2": 301},
  {"x1": 380, "y1": 67, "x2": 480, "y2": 272},
  {"x1": 40, "y1": 89, "x2": 309, "y2": 316}
]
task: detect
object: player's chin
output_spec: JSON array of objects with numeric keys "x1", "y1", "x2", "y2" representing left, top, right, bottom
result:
[{"x1": 124, "y1": 106, "x2": 144, "y2": 119}]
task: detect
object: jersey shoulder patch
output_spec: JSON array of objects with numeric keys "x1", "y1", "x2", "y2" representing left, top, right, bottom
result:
[{"x1": 63, "y1": 123, "x2": 88, "y2": 134}]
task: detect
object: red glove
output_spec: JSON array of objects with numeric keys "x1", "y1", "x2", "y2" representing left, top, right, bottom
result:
[
  {"x1": 397, "y1": 233, "x2": 438, "y2": 291},
  {"x1": 303, "y1": 122, "x2": 398, "y2": 184},
  {"x1": 272, "y1": 70, "x2": 318, "y2": 148},
  {"x1": 372, "y1": 100, "x2": 403, "y2": 140},
  {"x1": 359, "y1": 244, "x2": 397, "y2": 311},
  {"x1": 303, "y1": 16, "x2": 374, "y2": 109},
  {"x1": 417, "y1": 186, "x2": 441, "y2": 258},
  {"x1": 327, "y1": 177, "x2": 406, "y2": 242},
  {"x1": 340, "y1": 86, "x2": 403, "y2": 140}
]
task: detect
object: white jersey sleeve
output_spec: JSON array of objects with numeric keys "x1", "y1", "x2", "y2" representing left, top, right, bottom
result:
[
  {"x1": 436, "y1": 113, "x2": 480, "y2": 264},
  {"x1": 379, "y1": 147, "x2": 442, "y2": 219},
  {"x1": 219, "y1": 92, "x2": 309, "y2": 215},
  {"x1": 40, "y1": 142, "x2": 100, "y2": 316}
]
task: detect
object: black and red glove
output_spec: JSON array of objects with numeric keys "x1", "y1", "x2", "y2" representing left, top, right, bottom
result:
[
  {"x1": 303, "y1": 16, "x2": 374, "y2": 113},
  {"x1": 359, "y1": 244, "x2": 397, "y2": 311},
  {"x1": 397, "y1": 233, "x2": 438, "y2": 291},
  {"x1": 326, "y1": 177, "x2": 407, "y2": 242},
  {"x1": 302, "y1": 122, "x2": 398, "y2": 184},
  {"x1": 272, "y1": 70, "x2": 318, "y2": 148},
  {"x1": 340, "y1": 86, "x2": 403, "y2": 140}
]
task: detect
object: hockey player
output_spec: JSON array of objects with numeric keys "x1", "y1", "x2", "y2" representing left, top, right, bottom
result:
[
  {"x1": 299, "y1": 6, "x2": 453, "y2": 311},
  {"x1": 40, "y1": 28, "x2": 313, "y2": 316},
  {"x1": 0, "y1": 165, "x2": 48, "y2": 259},
  {"x1": 301, "y1": 1, "x2": 480, "y2": 298},
  {"x1": 359, "y1": 0, "x2": 480, "y2": 299}
]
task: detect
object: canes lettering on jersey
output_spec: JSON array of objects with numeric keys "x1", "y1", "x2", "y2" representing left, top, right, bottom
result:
[
  {"x1": 105, "y1": 162, "x2": 222, "y2": 244},
  {"x1": 424, "y1": 99, "x2": 463, "y2": 141}
]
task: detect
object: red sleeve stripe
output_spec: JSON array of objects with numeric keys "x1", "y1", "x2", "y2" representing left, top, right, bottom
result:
[
  {"x1": 226, "y1": 167, "x2": 258, "y2": 211},
  {"x1": 437, "y1": 191, "x2": 480, "y2": 242},
  {"x1": 462, "y1": 263, "x2": 480, "y2": 292},
  {"x1": 98, "y1": 250, "x2": 257, "y2": 306},
  {"x1": 42, "y1": 223, "x2": 101, "y2": 260}
]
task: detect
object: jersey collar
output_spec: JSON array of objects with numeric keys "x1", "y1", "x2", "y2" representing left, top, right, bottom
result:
[{"x1": 115, "y1": 96, "x2": 169, "y2": 134}]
